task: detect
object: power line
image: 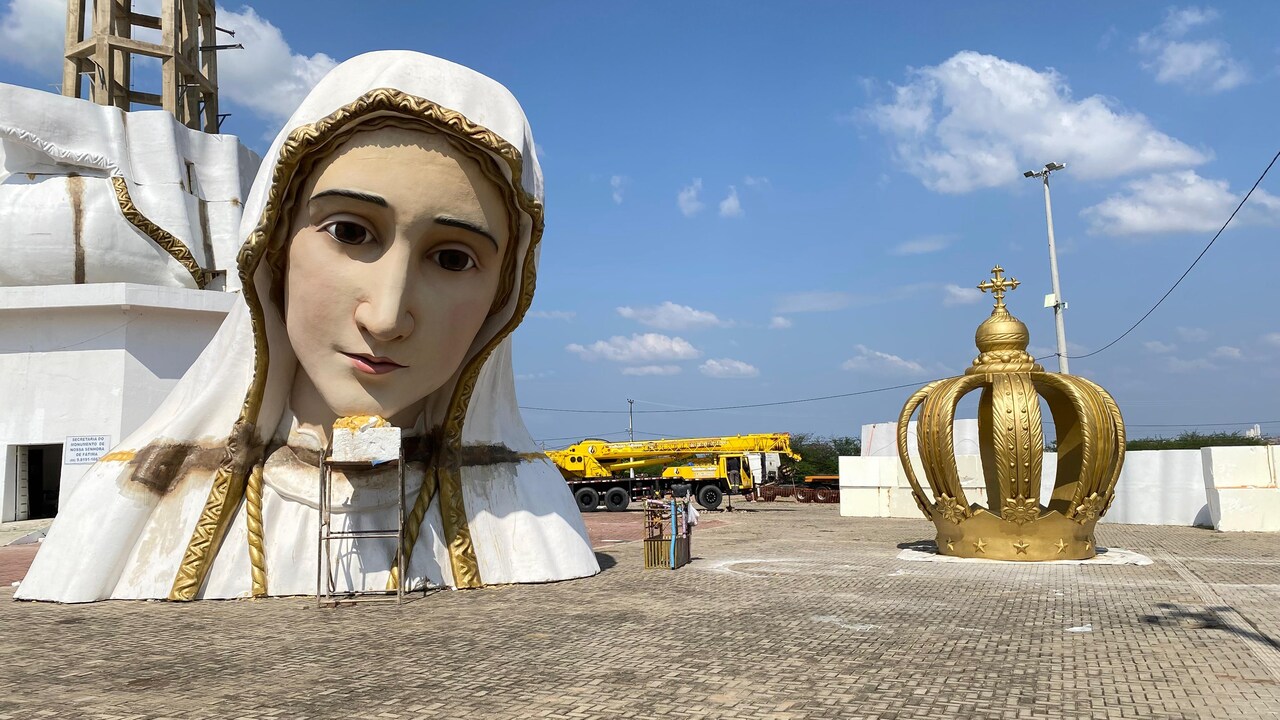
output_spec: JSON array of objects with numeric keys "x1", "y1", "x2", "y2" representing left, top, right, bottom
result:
[
  {"x1": 534, "y1": 429, "x2": 630, "y2": 444},
  {"x1": 1123, "y1": 420, "x2": 1279, "y2": 429},
  {"x1": 1064, "y1": 148, "x2": 1280, "y2": 360},
  {"x1": 1039, "y1": 419, "x2": 1278, "y2": 428},
  {"x1": 519, "y1": 381, "x2": 924, "y2": 415}
]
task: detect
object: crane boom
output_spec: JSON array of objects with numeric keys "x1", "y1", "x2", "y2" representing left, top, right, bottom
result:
[{"x1": 546, "y1": 433, "x2": 799, "y2": 479}]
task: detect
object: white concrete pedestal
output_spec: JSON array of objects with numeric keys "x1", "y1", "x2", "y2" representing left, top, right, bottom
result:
[{"x1": 0, "y1": 283, "x2": 234, "y2": 521}]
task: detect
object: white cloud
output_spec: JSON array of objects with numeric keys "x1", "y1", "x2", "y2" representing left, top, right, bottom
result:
[
  {"x1": 1167, "y1": 356, "x2": 1215, "y2": 373},
  {"x1": 677, "y1": 178, "x2": 704, "y2": 217},
  {"x1": 215, "y1": 5, "x2": 337, "y2": 124},
  {"x1": 1211, "y1": 345, "x2": 1242, "y2": 360},
  {"x1": 942, "y1": 284, "x2": 982, "y2": 306},
  {"x1": 1082, "y1": 170, "x2": 1280, "y2": 235},
  {"x1": 864, "y1": 51, "x2": 1207, "y2": 193},
  {"x1": 699, "y1": 358, "x2": 760, "y2": 379},
  {"x1": 841, "y1": 344, "x2": 928, "y2": 376},
  {"x1": 891, "y1": 235, "x2": 952, "y2": 255},
  {"x1": 719, "y1": 186, "x2": 743, "y2": 218},
  {"x1": 1144, "y1": 340, "x2": 1177, "y2": 354},
  {"x1": 516, "y1": 370, "x2": 556, "y2": 381},
  {"x1": 1177, "y1": 326, "x2": 1210, "y2": 342},
  {"x1": 616, "y1": 301, "x2": 723, "y2": 331},
  {"x1": 769, "y1": 316, "x2": 793, "y2": 329},
  {"x1": 1159, "y1": 6, "x2": 1218, "y2": 36},
  {"x1": 774, "y1": 291, "x2": 852, "y2": 314},
  {"x1": 567, "y1": 333, "x2": 700, "y2": 363},
  {"x1": 0, "y1": 0, "x2": 63, "y2": 78},
  {"x1": 528, "y1": 310, "x2": 576, "y2": 321},
  {"x1": 1137, "y1": 7, "x2": 1248, "y2": 93},
  {"x1": 610, "y1": 175, "x2": 627, "y2": 204},
  {"x1": 621, "y1": 365, "x2": 682, "y2": 376},
  {"x1": 743, "y1": 175, "x2": 771, "y2": 189},
  {"x1": 1263, "y1": 332, "x2": 1280, "y2": 347}
]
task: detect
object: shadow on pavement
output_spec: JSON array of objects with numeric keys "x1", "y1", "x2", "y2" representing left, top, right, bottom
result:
[{"x1": 1142, "y1": 602, "x2": 1280, "y2": 650}]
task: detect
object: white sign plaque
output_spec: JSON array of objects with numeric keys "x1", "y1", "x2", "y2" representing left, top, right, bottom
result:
[{"x1": 65, "y1": 435, "x2": 111, "y2": 465}]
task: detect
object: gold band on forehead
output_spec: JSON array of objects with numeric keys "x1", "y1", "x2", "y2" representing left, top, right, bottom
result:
[{"x1": 169, "y1": 88, "x2": 544, "y2": 600}]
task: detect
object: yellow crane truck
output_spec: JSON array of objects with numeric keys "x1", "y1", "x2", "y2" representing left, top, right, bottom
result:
[{"x1": 545, "y1": 434, "x2": 800, "y2": 511}]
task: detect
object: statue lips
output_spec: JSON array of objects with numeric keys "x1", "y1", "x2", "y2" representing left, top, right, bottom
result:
[{"x1": 342, "y1": 351, "x2": 406, "y2": 375}]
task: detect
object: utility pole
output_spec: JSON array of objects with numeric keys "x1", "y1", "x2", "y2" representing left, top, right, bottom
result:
[
  {"x1": 1023, "y1": 162, "x2": 1070, "y2": 374},
  {"x1": 628, "y1": 398, "x2": 635, "y2": 479}
]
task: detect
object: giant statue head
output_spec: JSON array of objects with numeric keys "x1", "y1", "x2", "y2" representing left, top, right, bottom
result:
[{"x1": 17, "y1": 52, "x2": 599, "y2": 603}]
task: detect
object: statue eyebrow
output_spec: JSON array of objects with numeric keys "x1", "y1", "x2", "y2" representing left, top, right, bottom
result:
[
  {"x1": 436, "y1": 216, "x2": 498, "y2": 250},
  {"x1": 310, "y1": 188, "x2": 388, "y2": 207}
]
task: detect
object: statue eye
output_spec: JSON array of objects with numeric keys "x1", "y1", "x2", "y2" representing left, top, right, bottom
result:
[
  {"x1": 433, "y1": 249, "x2": 476, "y2": 272},
  {"x1": 321, "y1": 220, "x2": 373, "y2": 246}
]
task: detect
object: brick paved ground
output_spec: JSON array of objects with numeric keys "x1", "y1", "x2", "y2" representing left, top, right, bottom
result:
[
  {"x1": 584, "y1": 505, "x2": 728, "y2": 547},
  {"x1": 2, "y1": 504, "x2": 1279, "y2": 719}
]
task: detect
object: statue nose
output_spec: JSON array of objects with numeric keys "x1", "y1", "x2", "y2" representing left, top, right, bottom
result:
[{"x1": 354, "y1": 250, "x2": 415, "y2": 341}]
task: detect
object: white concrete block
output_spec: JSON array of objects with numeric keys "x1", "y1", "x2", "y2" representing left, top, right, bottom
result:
[
  {"x1": 839, "y1": 456, "x2": 893, "y2": 488},
  {"x1": 1204, "y1": 446, "x2": 1276, "y2": 489},
  {"x1": 888, "y1": 487, "x2": 926, "y2": 518},
  {"x1": 1213, "y1": 489, "x2": 1280, "y2": 532},
  {"x1": 955, "y1": 455, "x2": 985, "y2": 489},
  {"x1": 331, "y1": 425, "x2": 401, "y2": 463},
  {"x1": 1103, "y1": 449, "x2": 1208, "y2": 526},
  {"x1": 862, "y1": 420, "x2": 980, "y2": 458},
  {"x1": 839, "y1": 487, "x2": 891, "y2": 517}
]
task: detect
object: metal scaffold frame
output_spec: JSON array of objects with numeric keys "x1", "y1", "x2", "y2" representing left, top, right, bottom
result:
[{"x1": 63, "y1": 0, "x2": 223, "y2": 132}]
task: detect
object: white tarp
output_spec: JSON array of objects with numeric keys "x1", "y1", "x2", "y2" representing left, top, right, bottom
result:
[{"x1": 0, "y1": 84, "x2": 259, "y2": 289}]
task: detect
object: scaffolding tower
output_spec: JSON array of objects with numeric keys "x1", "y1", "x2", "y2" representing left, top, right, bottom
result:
[{"x1": 63, "y1": 0, "x2": 225, "y2": 132}]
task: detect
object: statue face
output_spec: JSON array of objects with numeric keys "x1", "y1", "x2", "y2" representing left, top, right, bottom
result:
[{"x1": 284, "y1": 126, "x2": 511, "y2": 427}]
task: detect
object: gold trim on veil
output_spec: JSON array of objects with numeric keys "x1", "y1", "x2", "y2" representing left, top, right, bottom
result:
[{"x1": 169, "y1": 88, "x2": 545, "y2": 600}]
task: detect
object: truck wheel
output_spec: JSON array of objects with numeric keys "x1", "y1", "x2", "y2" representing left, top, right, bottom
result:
[
  {"x1": 696, "y1": 484, "x2": 723, "y2": 511},
  {"x1": 815, "y1": 487, "x2": 837, "y2": 503},
  {"x1": 574, "y1": 487, "x2": 599, "y2": 512},
  {"x1": 604, "y1": 487, "x2": 630, "y2": 512},
  {"x1": 795, "y1": 486, "x2": 815, "y2": 503},
  {"x1": 760, "y1": 485, "x2": 778, "y2": 502}
]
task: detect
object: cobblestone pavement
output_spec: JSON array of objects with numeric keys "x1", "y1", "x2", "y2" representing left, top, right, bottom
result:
[
  {"x1": 2, "y1": 505, "x2": 1279, "y2": 720},
  {"x1": 584, "y1": 505, "x2": 727, "y2": 547}
]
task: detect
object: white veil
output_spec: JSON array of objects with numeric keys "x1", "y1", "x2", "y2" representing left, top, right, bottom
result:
[{"x1": 18, "y1": 51, "x2": 599, "y2": 602}]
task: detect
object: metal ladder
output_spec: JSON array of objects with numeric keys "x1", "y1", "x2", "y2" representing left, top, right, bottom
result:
[{"x1": 316, "y1": 447, "x2": 406, "y2": 606}]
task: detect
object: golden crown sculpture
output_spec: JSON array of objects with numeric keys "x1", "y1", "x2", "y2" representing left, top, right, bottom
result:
[{"x1": 897, "y1": 266, "x2": 1125, "y2": 561}]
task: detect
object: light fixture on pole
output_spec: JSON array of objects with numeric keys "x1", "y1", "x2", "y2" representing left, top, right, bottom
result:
[{"x1": 1022, "y1": 161, "x2": 1070, "y2": 375}]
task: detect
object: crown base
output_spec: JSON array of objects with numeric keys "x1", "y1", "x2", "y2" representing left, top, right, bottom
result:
[{"x1": 931, "y1": 508, "x2": 1098, "y2": 561}]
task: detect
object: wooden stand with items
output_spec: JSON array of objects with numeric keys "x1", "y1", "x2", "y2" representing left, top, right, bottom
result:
[{"x1": 643, "y1": 498, "x2": 691, "y2": 570}]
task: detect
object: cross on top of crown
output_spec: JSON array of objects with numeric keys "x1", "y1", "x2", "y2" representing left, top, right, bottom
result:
[{"x1": 977, "y1": 265, "x2": 1020, "y2": 308}]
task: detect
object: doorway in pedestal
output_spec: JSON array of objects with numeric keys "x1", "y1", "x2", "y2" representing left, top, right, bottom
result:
[{"x1": 14, "y1": 444, "x2": 62, "y2": 521}]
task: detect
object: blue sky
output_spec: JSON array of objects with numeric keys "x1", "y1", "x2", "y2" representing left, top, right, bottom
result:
[{"x1": 3, "y1": 2, "x2": 1278, "y2": 446}]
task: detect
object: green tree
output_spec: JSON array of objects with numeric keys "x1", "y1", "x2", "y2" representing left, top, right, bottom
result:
[
  {"x1": 783, "y1": 433, "x2": 861, "y2": 479},
  {"x1": 1125, "y1": 431, "x2": 1267, "y2": 451},
  {"x1": 1046, "y1": 430, "x2": 1266, "y2": 452}
]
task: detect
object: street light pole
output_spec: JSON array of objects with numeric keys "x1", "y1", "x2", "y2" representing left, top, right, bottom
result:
[
  {"x1": 628, "y1": 398, "x2": 635, "y2": 479},
  {"x1": 1023, "y1": 162, "x2": 1070, "y2": 375}
]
